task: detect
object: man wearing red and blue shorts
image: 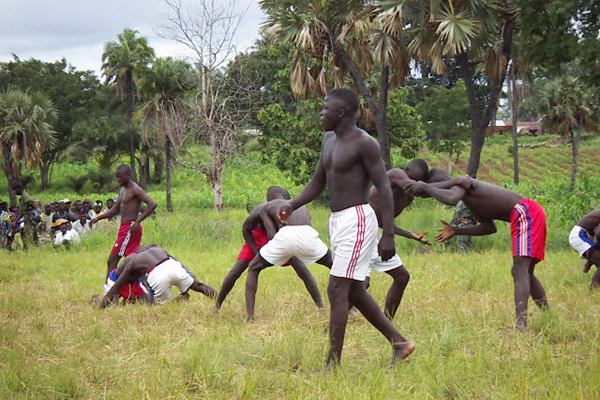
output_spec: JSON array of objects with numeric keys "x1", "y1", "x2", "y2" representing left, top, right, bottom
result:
[
  {"x1": 405, "y1": 175, "x2": 550, "y2": 331},
  {"x1": 214, "y1": 186, "x2": 292, "y2": 310},
  {"x1": 90, "y1": 164, "x2": 157, "y2": 278}
]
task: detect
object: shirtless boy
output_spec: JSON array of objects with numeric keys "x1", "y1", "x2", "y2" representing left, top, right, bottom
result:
[
  {"x1": 367, "y1": 159, "x2": 431, "y2": 320},
  {"x1": 569, "y1": 210, "x2": 600, "y2": 290},
  {"x1": 95, "y1": 244, "x2": 216, "y2": 307},
  {"x1": 215, "y1": 187, "x2": 322, "y2": 311},
  {"x1": 405, "y1": 175, "x2": 549, "y2": 331},
  {"x1": 283, "y1": 88, "x2": 415, "y2": 368},
  {"x1": 90, "y1": 165, "x2": 157, "y2": 277},
  {"x1": 245, "y1": 198, "x2": 331, "y2": 320}
]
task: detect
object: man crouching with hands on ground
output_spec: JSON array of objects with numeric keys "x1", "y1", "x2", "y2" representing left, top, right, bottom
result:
[{"x1": 281, "y1": 88, "x2": 414, "y2": 369}]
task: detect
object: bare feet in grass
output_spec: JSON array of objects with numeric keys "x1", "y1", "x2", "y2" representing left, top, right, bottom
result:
[
  {"x1": 391, "y1": 341, "x2": 415, "y2": 366},
  {"x1": 88, "y1": 293, "x2": 101, "y2": 306}
]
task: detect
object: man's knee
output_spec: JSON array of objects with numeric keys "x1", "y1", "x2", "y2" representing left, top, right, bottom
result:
[
  {"x1": 385, "y1": 265, "x2": 410, "y2": 286},
  {"x1": 511, "y1": 258, "x2": 530, "y2": 278}
]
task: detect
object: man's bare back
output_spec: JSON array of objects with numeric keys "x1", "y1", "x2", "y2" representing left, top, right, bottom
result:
[{"x1": 577, "y1": 210, "x2": 600, "y2": 234}]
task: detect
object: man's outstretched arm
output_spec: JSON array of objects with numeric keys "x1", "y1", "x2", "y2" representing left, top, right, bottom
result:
[{"x1": 289, "y1": 158, "x2": 326, "y2": 211}]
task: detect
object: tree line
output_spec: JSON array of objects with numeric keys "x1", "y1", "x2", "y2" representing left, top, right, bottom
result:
[{"x1": 1, "y1": 0, "x2": 598, "y2": 210}]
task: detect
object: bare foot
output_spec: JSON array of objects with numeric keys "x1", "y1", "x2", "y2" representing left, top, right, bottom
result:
[
  {"x1": 175, "y1": 292, "x2": 190, "y2": 302},
  {"x1": 88, "y1": 293, "x2": 101, "y2": 306},
  {"x1": 391, "y1": 341, "x2": 415, "y2": 366}
]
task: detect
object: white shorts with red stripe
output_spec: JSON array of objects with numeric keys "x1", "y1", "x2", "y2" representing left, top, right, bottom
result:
[{"x1": 328, "y1": 204, "x2": 378, "y2": 282}]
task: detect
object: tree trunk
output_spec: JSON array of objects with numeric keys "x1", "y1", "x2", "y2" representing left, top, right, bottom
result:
[
  {"x1": 153, "y1": 154, "x2": 163, "y2": 183},
  {"x1": 512, "y1": 92, "x2": 519, "y2": 185},
  {"x1": 138, "y1": 151, "x2": 150, "y2": 189},
  {"x1": 39, "y1": 162, "x2": 50, "y2": 190},
  {"x1": 2, "y1": 143, "x2": 17, "y2": 207},
  {"x1": 378, "y1": 66, "x2": 391, "y2": 169},
  {"x1": 570, "y1": 116, "x2": 583, "y2": 191},
  {"x1": 457, "y1": 11, "x2": 515, "y2": 178},
  {"x1": 209, "y1": 129, "x2": 224, "y2": 213},
  {"x1": 39, "y1": 153, "x2": 54, "y2": 190},
  {"x1": 447, "y1": 153, "x2": 453, "y2": 174},
  {"x1": 165, "y1": 137, "x2": 173, "y2": 212},
  {"x1": 126, "y1": 70, "x2": 137, "y2": 182}
]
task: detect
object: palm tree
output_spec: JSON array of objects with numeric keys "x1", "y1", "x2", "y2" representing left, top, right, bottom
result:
[
  {"x1": 260, "y1": 0, "x2": 411, "y2": 168},
  {"x1": 138, "y1": 57, "x2": 196, "y2": 212},
  {"x1": 102, "y1": 29, "x2": 155, "y2": 182},
  {"x1": 376, "y1": 0, "x2": 515, "y2": 177},
  {"x1": 535, "y1": 76, "x2": 597, "y2": 190},
  {"x1": 0, "y1": 88, "x2": 57, "y2": 206}
]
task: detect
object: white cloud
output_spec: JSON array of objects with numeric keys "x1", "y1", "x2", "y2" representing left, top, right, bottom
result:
[{"x1": 0, "y1": 0, "x2": 265, "y2": 76}]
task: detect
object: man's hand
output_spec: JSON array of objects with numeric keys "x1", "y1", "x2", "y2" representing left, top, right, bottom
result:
[
  {"x1": 403, "y1": 181, "x2": 427, "y2": 196},
  {"x1": 411, "y1": 231, "x2": 431, "y2": 245},
  {"x1": 583, "y1": 260, "x2": 593, "y2": 274},
  {"x1": 89, "y1": 217, "x2": 97, "y2": 229},
  {"x1": 378, "y1": 234, "x2": 396, "y2": 261},
  {"x1": 435, "y1": 220, "x2": 456, "y2": 243},
  {"x1": 277, "y1": 202, "x2": 293, "y2": 225},
  {"x1": 129, "y1": 221, "x2": 140, "y2": 235}
]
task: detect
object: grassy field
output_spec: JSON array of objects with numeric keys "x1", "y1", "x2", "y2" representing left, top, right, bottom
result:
[{"x1": 1, "y1": 207, "x2": 600, "y2": 399}]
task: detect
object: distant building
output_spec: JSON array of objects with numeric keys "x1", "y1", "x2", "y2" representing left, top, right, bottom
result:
[{"x1": 486, "y1": 120, "x2": 547, "y2": 136}]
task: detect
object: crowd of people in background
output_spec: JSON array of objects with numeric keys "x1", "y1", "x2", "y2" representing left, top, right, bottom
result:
[{"x1": 0, "y1": 181, "x2": 119, "y2": 250}]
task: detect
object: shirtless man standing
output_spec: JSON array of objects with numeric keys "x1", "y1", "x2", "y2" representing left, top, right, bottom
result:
[
  {"x1": 215, "y1": 187, "x2": 323, "y2": 312},
  {"x1": 367, "y1": 159, "x2": 432, "y2": 320},
  {"x1": 405, "y1": 175, "x2": 550, "y2": 331},
  {"x1": 569, "y1": 210, "x2": 600, "y2": 290},
  {"x1": 245, "y1": 198, "x2": 331, "y2": 321},
  {"x1": 283, "y1": 88, "x2": 415, "y2": 368},
  {"x1": 90, "y1": 164, "x2": 157, "y2": 277},
  {"x1": 95, "y1": 244, "x2": 216, "y2": 307}
]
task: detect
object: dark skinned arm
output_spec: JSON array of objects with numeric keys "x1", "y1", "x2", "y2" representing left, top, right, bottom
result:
[
  {"x1": 435, "y1": 218, "x2": 497, "y2": 242},
  {"x1": 362, "y1": 138, "x2": 395, "y2": 261},
  {"x1": 259, "y1": 206, "x2": 279, "y2": 239},
  {"x1": 129, "y1": 187, "x2": 157, "y2": 235},
  {"x1": 289, "y1": 157, "x2": 326, "y2": 211},
  {"x1": 99, "y1": 265, "x2": 137, "y2": 308},
  {"x1": 90, "y1": 196, "x2": 120, "y2": 228},
  {"x1": 405, "y1": 181, "x2": 466, "y2": 206},
  {"x1": 242, "y1": 214, "x2": 260, "y2": 255}
]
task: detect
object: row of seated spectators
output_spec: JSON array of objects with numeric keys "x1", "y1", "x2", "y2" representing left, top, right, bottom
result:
[{"x1": 0, "y1": 197, "x2": 118, "y2": 250}]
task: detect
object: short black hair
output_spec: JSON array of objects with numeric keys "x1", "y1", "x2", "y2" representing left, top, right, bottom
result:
[
  {"x1": 327, "y1": 88, "x2": 359, "y2": 112},
  {"x1": 116, "y1": 164, "x2": 131, "y2": 175},
  {"x1": 406, "y1": 159, "x2": 429, "y2": 180},
  {"x1": 11, "y1": 181, "x2": 24, "y2": 189},
  {"x1": 266, "y1": 186, "x2": 291, "y2": 201},
  {"x1": 427, "y1": 167, "x2": 451, "y2": 183}
]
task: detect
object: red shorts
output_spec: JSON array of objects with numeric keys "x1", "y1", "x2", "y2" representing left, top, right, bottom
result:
[
  {"x1": 111, "y1": 221, "x2": 143, "y2": 257},
  {"x1": 237, "y1": 228, "x2": 269, "y2": 262},
  {"x1": 510, "y1": 198, "x2": 546, "y2": 261}
]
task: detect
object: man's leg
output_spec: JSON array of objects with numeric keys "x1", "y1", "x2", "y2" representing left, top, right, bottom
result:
[
  {"x1": 326, "y1": 276, "x2": 352, "y2": 367},
  {"x1": 512, "y1": 256, "x2": 533, "y2": 331},
  {"x1": 107, "y1": 253, "x2": 121, "y2": 278},
  {"x1": 215, "y1": 259, "x2": 249, "y2": 309},
  {"x1": 189, "y1": 278, "x2": 217, "y2": 298},
  {"x1": 245, "y1": 255, "x2": 269, "y2": 321},
  {"x1": 383, "y1": 265, "x2": 410, "y2": 320},
  {"x1": 346, "y1": 279, "x2": 415, "y2": 365},
  {"x1": 289, "y1": 257, "x2": 323, "y2": 308},
  {"x1": 528, "y1": 261, "x2": 549, "y2": 309},
  {"x1": 585, "y1": 251, "x2": 600, "y2": 290}
]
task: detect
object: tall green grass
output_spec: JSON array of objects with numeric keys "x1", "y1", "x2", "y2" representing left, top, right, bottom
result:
[{"x1": 1, "y1": 208, "x2": 599, "y2": 399}]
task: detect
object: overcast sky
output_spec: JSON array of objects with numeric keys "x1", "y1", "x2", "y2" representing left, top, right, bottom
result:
[{"x1": 0, "y1": 0, "x2": 265, "y2": 77}]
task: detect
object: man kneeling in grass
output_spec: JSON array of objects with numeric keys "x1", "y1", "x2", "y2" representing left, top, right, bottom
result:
[{"x1": 92, "y1": 244, "x2": 216, "y2": 308}]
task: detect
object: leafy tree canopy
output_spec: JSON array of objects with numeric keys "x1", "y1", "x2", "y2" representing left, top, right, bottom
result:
[{"x1": 417, "y1": 82, "x2": 471, "y2": 160}]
